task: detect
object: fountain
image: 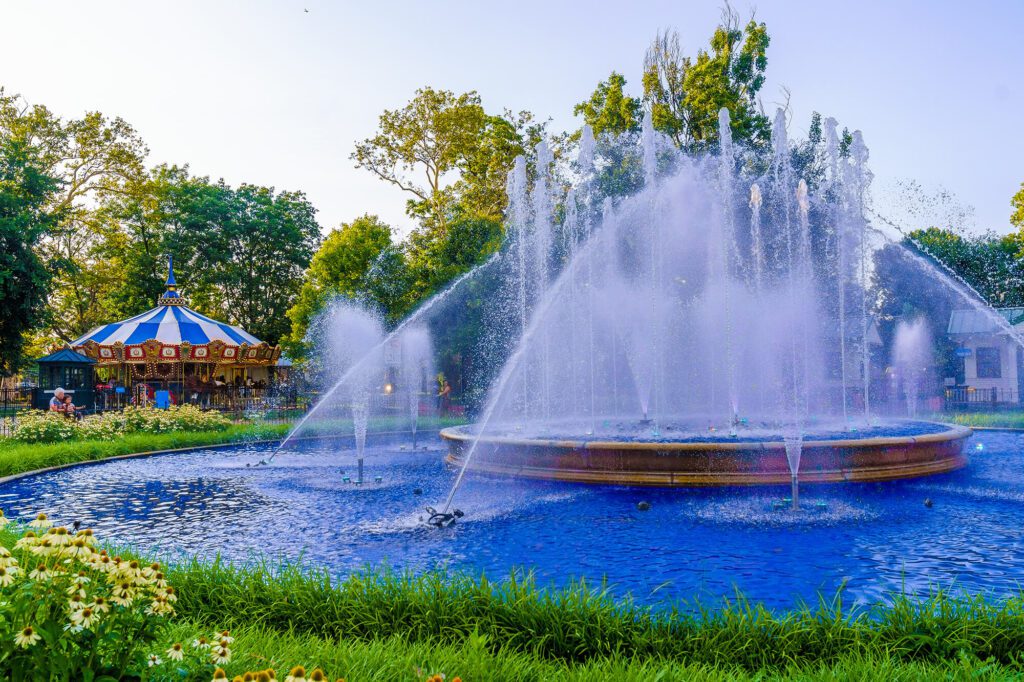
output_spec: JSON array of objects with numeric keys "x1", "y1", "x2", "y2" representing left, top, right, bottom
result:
[{"x1": 438, "y1": 107, "x2": 972, "y2": 497}]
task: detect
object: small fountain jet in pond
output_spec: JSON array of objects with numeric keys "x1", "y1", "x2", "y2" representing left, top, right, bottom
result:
[{"x1": 424, "y1": 506, "x2": 464, "y2": 528}]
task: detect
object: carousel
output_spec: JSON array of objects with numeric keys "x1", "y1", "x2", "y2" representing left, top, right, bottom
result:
[{"x1": 68, "y1": 257, "x2": 284, "y2": 405}]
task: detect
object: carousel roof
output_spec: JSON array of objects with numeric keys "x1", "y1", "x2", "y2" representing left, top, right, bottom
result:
[{"x1": 70, "y1": 256, "x2": 263, "y2": 348}]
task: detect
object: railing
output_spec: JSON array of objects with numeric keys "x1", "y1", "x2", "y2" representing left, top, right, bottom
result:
[
  {"x1": 944, "y1": 387, "x2": 1021, "y2": 410},
  {"x1": 0, "y1": 388, "x2": 34, "y2": 437}
]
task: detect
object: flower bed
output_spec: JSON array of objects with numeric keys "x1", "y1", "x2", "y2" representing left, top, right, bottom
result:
[{"x1": 6, "y1": 406, "x2": 232, "y2": 444}]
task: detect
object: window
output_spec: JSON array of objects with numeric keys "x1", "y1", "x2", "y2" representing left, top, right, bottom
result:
[{"x1": 976, "y1": 347, "x2": 1002, "y2": 379}]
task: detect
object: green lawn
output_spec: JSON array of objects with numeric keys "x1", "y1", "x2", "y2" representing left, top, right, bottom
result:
[
  {"x1": 0, "y1": 423, "x2": 292, "y2": 479},
  {"x1": 939, "y1": 412, "x2": 1024, "y2": 429}
]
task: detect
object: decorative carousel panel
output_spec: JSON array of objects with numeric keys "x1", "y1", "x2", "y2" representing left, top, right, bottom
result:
[
  {"x1": 159, "y1": 345, "x2": 179, "y2": 360},
  {"x1": 98, "y1": 347, "x2": 115, "y2": 360},
  {"x1": 142, "y1": 339, "x2": 162, "y2": 360},
  {"x1": 222, "y1": 346, "x2": 237, "y2": 360},
  {"x1": 81, "y1": 340, "x2": 101, "y2": 359},
  {"x1": 127, "y1": 346, "x2": 146, "y2": 360},
  {"x1": 190, "y1": 345, "x2": 210, "y2": 360},
  {"x1": 207, "y1": 340, "x2": 226, "y2": 362}
]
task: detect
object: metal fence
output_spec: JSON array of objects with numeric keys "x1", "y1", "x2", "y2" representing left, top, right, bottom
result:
[
  {"x1": 944, "y1": 387, "x2": 1021, "y2": 410},
  {"x1": 0, "y1": 388, "x2": 33, "y2": 436}
]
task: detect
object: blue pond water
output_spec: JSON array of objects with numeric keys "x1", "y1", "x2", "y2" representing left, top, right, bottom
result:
[{"x1": 0, "y1": 430, "x2": 1020, "y2": 610}]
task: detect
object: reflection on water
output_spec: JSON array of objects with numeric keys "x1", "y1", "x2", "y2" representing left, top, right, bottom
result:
[{"x1": 0, "y1": 431, "x2": 1019, "y2": 609}]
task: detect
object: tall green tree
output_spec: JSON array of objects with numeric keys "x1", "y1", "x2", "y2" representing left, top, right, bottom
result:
[
  {"x1": 166, "y1": 181, "x2": 321, "y2": 346},
  {"x1": 574, "y1": 73, "x2": 641, "y2": 137},
  {"x1": 352, "y1": 87, "x2": 488, "y2": 233},
  {"x1": 0, "y1": 89, "x2": 148, "y2": 341},
  {"x1": 0, "y1": 126, "x2": 61, "y2": 374},
  {"x1": 284, "y1": 215, "x2": 403, "y2": 359},
  {"x1": 641, "y1": 8, "x2": 771, "y2": 150},
  {"x1": 1011, "y1": 182, "x2": 1024, "y2": 230}
]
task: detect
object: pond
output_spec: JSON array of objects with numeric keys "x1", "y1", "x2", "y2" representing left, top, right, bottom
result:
[{"x1": 0, "y1": 430, "x2": 1017, "y2": 610}]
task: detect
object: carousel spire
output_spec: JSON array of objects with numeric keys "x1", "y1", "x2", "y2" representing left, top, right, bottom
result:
[{"x1": 157, "y1": 255, "x2": 187, "y2": 306}]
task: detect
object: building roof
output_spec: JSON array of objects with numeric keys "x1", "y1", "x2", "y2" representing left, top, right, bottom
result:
[
  {"x1": 947, "y1": 307, "x2": 1024, "y2": 335},
  {"x1": 36, "y1": 348, "x2": 96, "y2": 364},
  {"x1": 70, "y1": 305, "x2": 263, "y2": 347}
]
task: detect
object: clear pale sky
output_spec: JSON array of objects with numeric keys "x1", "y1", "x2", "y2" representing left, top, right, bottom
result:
[{"x1": 2, "y1": 0, "x2": 1021, "y2": 237}]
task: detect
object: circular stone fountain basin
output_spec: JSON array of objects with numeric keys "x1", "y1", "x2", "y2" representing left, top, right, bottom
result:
[{"x1": 440, "y1": 421, "x2": 972, "y2": 486}]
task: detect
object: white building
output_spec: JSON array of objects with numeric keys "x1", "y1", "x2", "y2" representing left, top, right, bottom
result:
[{"x1": 946, "y1": 307, "x2": 1024, "y2": 405}]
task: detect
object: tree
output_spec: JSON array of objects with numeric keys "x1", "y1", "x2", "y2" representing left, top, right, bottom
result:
[
  {"x1": 283, "y1": 215, "x2": 406, "y2": 360},
  {"x1": 0, "y1": 129, "x2": 61, "y2": 375},
  {"x1": 352, "y1": 88, "x2": 488, "y2": 232},
  {"x1": 641, "y1": 7, "x2": 770, "y2": 150},
  {"x1": 0, "y1": 89, "x2": 148, "y2": 341},
  {"x1": 1012, "y1": 183, "x2": 1024, "y2": 230},
  {"x1": 169, "y1": 182, "x2": 321, "y2": 347},
  {"x1": 574, "y1": 73, "x2": 641, "y2": 137}
]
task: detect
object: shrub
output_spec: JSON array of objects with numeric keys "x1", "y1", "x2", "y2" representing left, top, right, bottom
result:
[
  {"x1": 5, "y1": 411, "x2": 78, "y2": 444},
  {"x1": 0, "y1": 510, "x2": 176, "y2": 679},
  {"x1": 9, "y1": 406, "x2": 232, "y2": 444}
]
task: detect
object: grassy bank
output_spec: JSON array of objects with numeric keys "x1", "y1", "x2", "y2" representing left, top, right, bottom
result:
[
  {"x1": 149, "y1": 620, "x2": 1024, "y2": 681},
  {"x1": 159, "y1": 559, "x2": 1024, "y2": 674},
  {"x1": 940, "y1": 412, "x2": 1024, "y2": 429},
  {"x1": 0, "y1": 423, "x2": 292, "y2": 478},
  {"x1": 0, "y1": 413, "x2": 466, "y2": 479},
  {"x1": 1, "y1": 524, "x2": 1023, "y2": 679}
]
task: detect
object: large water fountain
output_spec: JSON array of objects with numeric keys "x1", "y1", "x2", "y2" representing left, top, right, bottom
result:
[{"x1": 437, "y1": 108, "x2": 971, "y2": 508}]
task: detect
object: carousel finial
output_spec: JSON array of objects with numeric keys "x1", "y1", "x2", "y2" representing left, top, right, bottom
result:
[
  {"x1": 157, "y1": 255, "x2": 187, "y2": 306},
  {"x1": 166, "y1": 254, "x2": 177, "y2": 289}
]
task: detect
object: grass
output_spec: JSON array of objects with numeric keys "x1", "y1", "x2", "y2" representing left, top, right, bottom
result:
[
  {"x1": 0, "y1": 412, "x2": 467, "y2": 480},
  {"x1": 939, "y1": 412, "x2": 1024, "y2": 429},
  {"x1": 155, "y1": 558, "x2": 1024, "y2": 674},
  {"x1": 0, "y1": 423, "x2": 292, "y2": 478},
  {"x1": 149, "y1": 620, "x2": 1024, "y2": 681},
  {"x1": 2, "y1": 525, "x2": 1024, "y2": 679}
]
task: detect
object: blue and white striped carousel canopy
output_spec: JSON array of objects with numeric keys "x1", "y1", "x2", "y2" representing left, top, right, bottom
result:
[{"x1": 71, "y1": 304, "x2": 262, "y2": 348}]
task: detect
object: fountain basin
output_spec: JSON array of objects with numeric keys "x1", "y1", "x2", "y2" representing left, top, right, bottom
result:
[{"x1": 440, "y1": 422, "x2": 972, "y2": 486}]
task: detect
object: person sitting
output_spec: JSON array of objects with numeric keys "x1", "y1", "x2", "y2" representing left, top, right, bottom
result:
[
  {"x1": 49, "y1": 387, "x2": 68, "y2": 414},
  {"x1": 63, "y1": 394, "x2": 82, "y2": 420}
]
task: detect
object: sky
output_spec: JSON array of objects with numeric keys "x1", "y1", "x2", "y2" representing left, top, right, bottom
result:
[{"x1": 2, "y1": 0, "x2": 1022, "y2": 238}]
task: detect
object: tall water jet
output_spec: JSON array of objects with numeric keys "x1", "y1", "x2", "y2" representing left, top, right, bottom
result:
[
  {"x1": 893, "y1": 318, "x2": 931, "y2": 417},
  {"x1": 716, "y1": 107, "x2": 739, "y2": 429},
  {"x1": 784, "y1": 435, "x2": 802, "y2": 510},
  {"x1": 400, "y1": 326, "x2": 433, "y2": 448},
  {"x1": 849, "y1": 130, "x2": 873, "y2": 422},
  {"x1": 823, "y1": 117, "x2": 850, "y2": 425}
]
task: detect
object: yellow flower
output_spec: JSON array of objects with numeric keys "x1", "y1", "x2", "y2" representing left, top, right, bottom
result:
[
  {"x1": 309, "y1": 670, "x2": 327, "y2": 682},
  {"x1": 192, "y1": 635, "x2": 211, "y2": 649},
  {"x1": 28, "y1": 513, "x2": 51, "y2": 529},
  {"x1": 212, "y1": 668, "x2": 228, "y2": 681},
  {"x1": 166, "y1": 642, "x2": 185, "y2": 661},
  {"x1": 0, "y1": 565, "x2": 18, "y2": 587},
  {"x1": 91, "y1": 596, "x2": 110, "y2": 614},
  {"x1": 148, "y1": 654, "x2": 162, "y2": 667},
  {"x1": 0, "y1": 546, "x2": 15, "y2": 568},
  {"x1": 214, "y1": 629, "x2": 234, "y2": 644},
  {"x1": 0, "y1": 509, "x2": 8, "y2": 528},
  {"x1": 14, "y1": 626, "x2": 41, "y2": 648},
  {"x1": 285, "y1": 666, "x2": 307, "y2": 682}
]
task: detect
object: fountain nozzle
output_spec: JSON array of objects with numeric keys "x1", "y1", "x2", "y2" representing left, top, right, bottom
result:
[{"x1": 424, "y1": 506, "x2": 464, "y2": 528}]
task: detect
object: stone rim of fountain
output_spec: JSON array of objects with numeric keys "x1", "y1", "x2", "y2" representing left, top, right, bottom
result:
[{"x1": 439, "y1": 422, "x2": 972, "y2": 486}]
